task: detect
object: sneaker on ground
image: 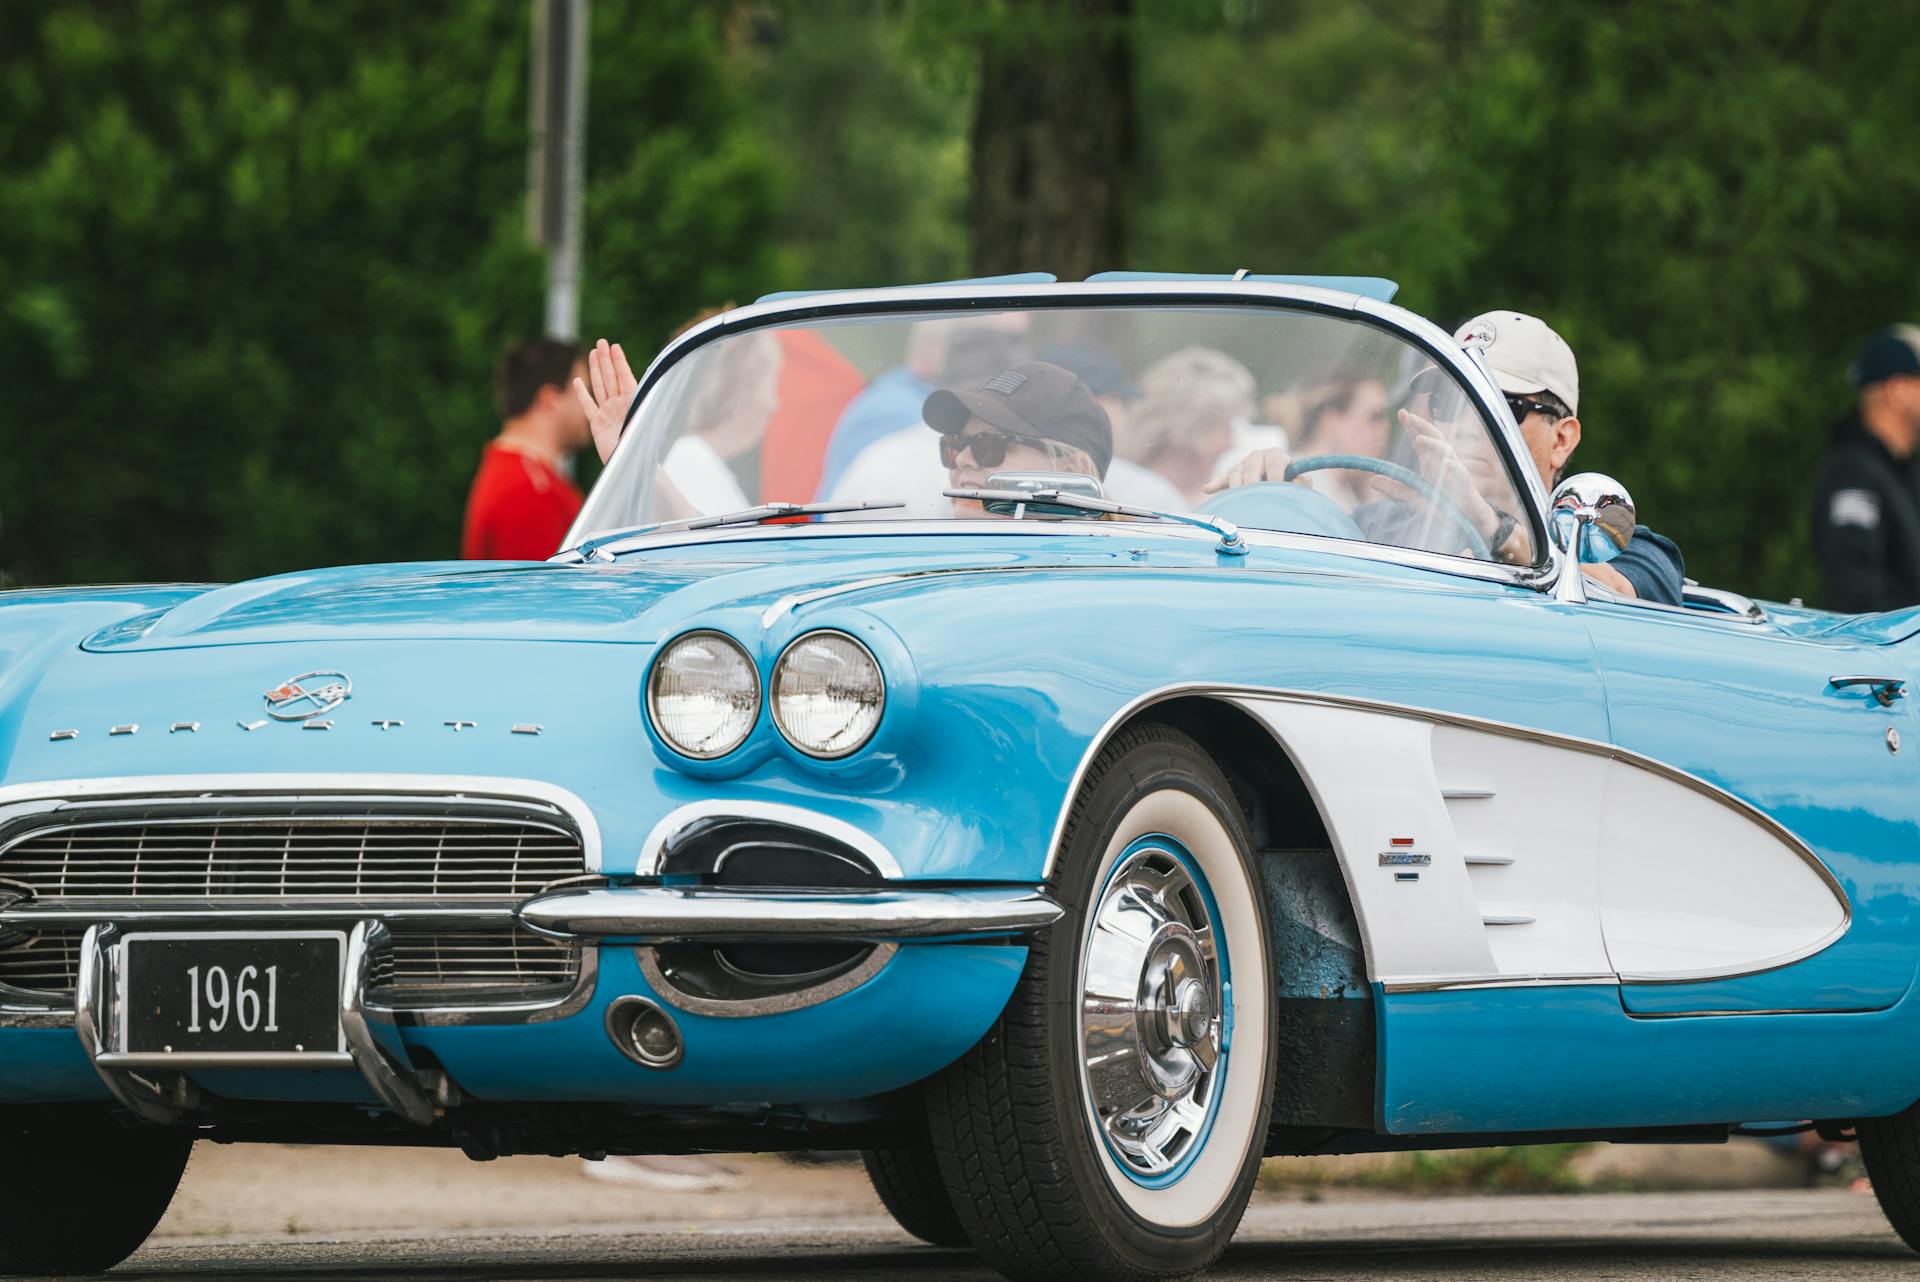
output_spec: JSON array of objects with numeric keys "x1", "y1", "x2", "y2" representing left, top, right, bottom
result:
[{"x1": 579, "y1": 1154, "x2": 744, "y2": 1191}]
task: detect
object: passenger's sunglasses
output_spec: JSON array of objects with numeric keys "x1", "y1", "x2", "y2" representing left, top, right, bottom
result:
[
  {"x1": 939, "y1": 429, "x2": 1024, "y2": 469},
  {"x1": 1506, "y1": 393, "x2": 1567, "y2": 423}
]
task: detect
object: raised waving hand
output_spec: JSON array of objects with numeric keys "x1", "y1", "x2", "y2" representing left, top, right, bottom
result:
[{"x1": 573, "y1": 338, "x2": 638, "y2": 465}]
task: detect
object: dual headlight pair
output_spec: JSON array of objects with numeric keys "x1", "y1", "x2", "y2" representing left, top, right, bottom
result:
[{"x1": 647, "y1": 630, "x2": 884, "y2": 761}]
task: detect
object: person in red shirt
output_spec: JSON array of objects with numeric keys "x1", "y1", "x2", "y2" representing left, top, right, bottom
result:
[{"x1": 462, "y1": 339, "x2": 592, "y2": 560}]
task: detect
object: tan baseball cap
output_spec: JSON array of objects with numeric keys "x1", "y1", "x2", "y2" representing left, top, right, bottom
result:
[{"x1": 1454, "y1": 311, "x2": 1579, "y2": 416}]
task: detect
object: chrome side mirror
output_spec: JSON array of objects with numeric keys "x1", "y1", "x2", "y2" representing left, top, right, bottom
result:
[{"x1": 1549, "y1": 472, "x2": 1635, "y2": 603}]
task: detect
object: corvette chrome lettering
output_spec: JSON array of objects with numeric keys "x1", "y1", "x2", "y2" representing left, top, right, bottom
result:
[{"x1": 62, "y1": 718, "x2": 538, "y2": 737}]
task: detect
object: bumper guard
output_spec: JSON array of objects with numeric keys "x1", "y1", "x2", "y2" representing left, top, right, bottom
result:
[{"x1": 75, "y1": 920, "x2": 435, "y2": 1126}]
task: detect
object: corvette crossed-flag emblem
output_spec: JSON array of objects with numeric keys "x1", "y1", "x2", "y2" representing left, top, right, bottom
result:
[{"x1": 262, "y1": 671, "x2": 352, "y2": 721}]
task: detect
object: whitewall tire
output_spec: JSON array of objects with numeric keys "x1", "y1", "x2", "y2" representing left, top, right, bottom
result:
[{"x1": 925, "y1": 722, "x2": 1274, "y2": 1281}]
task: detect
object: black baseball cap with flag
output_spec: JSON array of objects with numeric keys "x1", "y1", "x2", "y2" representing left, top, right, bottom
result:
[{"x1": 922, "y1": 360, "x2": 1114, "y2": 477}]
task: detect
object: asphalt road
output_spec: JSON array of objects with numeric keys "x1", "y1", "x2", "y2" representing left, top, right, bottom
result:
[{"x1": 103, "y1": 1189, "x2": 1908, "y2": 1281}]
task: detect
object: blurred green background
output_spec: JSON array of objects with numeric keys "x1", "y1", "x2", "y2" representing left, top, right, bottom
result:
[{"x1": 1, "y1": 0, "x2": 1915, "y2": 600}]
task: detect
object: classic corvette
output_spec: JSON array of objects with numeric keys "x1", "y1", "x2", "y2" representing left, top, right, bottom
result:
[{"x1": 4, "y1": 276, "x2": 1920, "y2": 1280}]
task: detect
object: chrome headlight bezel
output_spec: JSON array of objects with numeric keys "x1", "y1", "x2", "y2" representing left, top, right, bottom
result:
[
  {"x1": 770, "y1": 629, "x2": 886, "y2": 760},
  {"x1": 646, "y1": 630, "x2": 762, "y2": 761}
]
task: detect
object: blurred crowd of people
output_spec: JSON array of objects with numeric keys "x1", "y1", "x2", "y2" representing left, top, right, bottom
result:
[{"x1": 459, "y1": 307, "x2": 1920, "y2": 618}]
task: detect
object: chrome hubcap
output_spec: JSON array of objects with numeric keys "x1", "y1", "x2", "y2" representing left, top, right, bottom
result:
[{"x1": 1080, "y1": 845, "x2": 1224, "y2": 1181}]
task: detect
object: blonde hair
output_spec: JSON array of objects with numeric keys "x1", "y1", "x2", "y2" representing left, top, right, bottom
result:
[
  {"x1": 1131, "y1": 347, "x2": 1256, "y2": 463},
  {"x1": 1140, "y1": 347, "x2": 1256, "y2": 420},
  {"x1": 685, "y1": 332, "x2": 780, "y2": 438}
]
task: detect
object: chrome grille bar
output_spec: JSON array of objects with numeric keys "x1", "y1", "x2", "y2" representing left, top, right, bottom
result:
[
  {"x1": 0, "y1": 792, "x2": 591, "y2": 1006},
  {"x1": 1, "y1": 817, "x2": 580, "y2": 900}
]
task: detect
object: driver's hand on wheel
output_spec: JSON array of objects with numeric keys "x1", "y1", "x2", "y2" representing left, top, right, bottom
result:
[
  {"x1": 574, "y1": 338, "x2": 639, "y2": 465},
  {"x1": 1203, "y1": 447, "x2": 1297, "y2": 494}
]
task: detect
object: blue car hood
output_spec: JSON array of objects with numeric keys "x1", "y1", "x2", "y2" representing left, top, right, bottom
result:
[
  {"x1": 76, "y1": 539, "x2": 1189, "y2": 651},
  {"x1": 77, "y1": 558, "x2": 801, "y2": 651}
]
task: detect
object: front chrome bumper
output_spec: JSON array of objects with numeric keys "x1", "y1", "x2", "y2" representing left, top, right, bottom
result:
[
  {"x1": 33, "y1": 884, "x2": 1059, "y2": 1126},
  {"x1": 515, "y1": 884, "x2": 1062, "y2": 941}
]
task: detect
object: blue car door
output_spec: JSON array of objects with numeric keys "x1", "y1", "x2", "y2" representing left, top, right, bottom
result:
[{"x1": 1576, "y1": 595, "x2": 1920, "y2": 1014}]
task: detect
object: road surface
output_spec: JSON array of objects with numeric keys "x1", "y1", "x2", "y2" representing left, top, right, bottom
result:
[{"x1": 91, "y1": 1144, "x2": 1905, "y2": 1280}]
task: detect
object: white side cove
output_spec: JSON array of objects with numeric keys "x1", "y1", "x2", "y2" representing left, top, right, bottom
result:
[{"x1": 1230, "y1": 694, "x2": 1848, "y2": 991}]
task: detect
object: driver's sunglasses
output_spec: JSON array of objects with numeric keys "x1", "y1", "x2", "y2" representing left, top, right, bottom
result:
[
  {"x1": 1506, "y1": 393, "x2": 1567, "y2": 423},
  {"x1": 939, "y1": 429, "x2": 1021, "y2": 469}
]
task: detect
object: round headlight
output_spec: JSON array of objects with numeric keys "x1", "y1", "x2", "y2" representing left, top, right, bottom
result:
[
  {"x1": 648, "y1": 631, "x2": 760, "y2": 759},
  {"x1": 772, "y1": 631, "x2": 885, "y2": 758}
]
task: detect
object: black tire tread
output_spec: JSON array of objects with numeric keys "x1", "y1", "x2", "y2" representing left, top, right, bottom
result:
[
  {"x1": 926, "y1": 721, "x2": 1261, "y2": 1282},
  {"x1": 862, "y1": 1137, "x2": 970, "y2": 1247},
  {"x1": 0, "y1": 1110, "x2": 193, "y2": 1275},
  {"x1": 1861, "y1": 1107, "x2": 1920, "y2": 1252}
]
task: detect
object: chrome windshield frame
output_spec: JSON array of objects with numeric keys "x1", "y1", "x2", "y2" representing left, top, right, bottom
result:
[{"x1": 560, "y1": 280, "x2": 1557, "y2": 590}]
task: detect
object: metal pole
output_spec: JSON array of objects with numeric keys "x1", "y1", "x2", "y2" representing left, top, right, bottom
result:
[{"x1": 529, "y1": 0, "x2": 588, "y2": 341}]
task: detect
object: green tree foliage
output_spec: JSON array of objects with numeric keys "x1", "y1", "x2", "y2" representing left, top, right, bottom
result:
[
  {"x1": 0, "y1": 0, "x2": 776, "y2": 584},
  {"x1": 1137, "y1": 0, "x2": 1920, "y2": 600},
  {"x1": 743, "y1": 2, "x2": 971, "y2": 288},
  {"x1": 4, "y1": 0, "x2": 1916, "y2": 602}
]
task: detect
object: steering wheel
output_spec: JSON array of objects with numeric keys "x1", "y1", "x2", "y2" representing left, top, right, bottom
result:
[{"x1": 1282, "y1": 454, "x2": 1491, "y2": 560}]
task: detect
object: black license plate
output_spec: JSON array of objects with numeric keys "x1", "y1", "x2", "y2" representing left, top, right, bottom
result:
[{"x1": 121, "y1": 932, "x2": 346, "y2": 1056}]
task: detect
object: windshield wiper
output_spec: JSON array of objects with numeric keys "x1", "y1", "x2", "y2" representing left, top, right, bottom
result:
[
  {"x1": 567, "y1": 500, "x2": 907, "y2": 562},
  {"x1": 942, "y1": 487, "x2": 1248, "y2": 556}
]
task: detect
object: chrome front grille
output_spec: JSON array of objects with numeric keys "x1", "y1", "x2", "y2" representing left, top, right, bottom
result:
[
  {"x1": 0, "y1": 929, "x2": 81, "y2": 994},
  {"x1": 364, "y1": 929, "x2": 582, "y2": 998},
  {"x1": 0, "y1": 815, "x2": 582, "y2": 901},
  {"x1": 0, "y1": 925, "x2": 580, "y2": 1004},
  {"x1": 0, "y1": 796, "x2": 591, "y2": 1007}
]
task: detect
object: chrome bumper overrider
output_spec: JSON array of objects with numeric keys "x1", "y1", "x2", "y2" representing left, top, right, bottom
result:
[
  {"x1": 514, "y1": 885, "x2": 1063, "y2": 941},
  {"x1": 74, "y1": 920, "x2": 435, "y2": 1126}
]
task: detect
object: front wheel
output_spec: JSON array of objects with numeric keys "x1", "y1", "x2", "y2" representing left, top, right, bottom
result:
[
  {"x1": 0, "y1": 1108, "x2": 193, "y2": 1275},
  {"x1": 926, "y1": 723, "x2": 1275, "y2": 1281}
]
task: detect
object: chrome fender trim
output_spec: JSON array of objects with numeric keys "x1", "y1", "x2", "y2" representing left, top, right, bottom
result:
[
  {"x1": 517, "y1": 884, "x2": 1061, "y2": 942},
  {"x1": 1042, "y1": 682, "x2": 1849, "y2": 993}
]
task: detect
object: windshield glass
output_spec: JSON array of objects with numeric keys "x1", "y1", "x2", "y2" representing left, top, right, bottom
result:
[{"x1": 575, "y1": 303, "x2": 1535, "y2": 565}]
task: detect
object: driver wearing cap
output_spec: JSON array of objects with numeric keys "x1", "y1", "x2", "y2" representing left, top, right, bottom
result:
[
  {"x1": 923, "y1": 361, "x2": 1114, "y2": 516},
  {"x1": 1455, "y1": 311, "x2": 1682, "y2": 603}
]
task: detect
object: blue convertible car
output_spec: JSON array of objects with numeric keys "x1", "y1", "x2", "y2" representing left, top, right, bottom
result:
[{"x1": 4, "y1": 277, "x2": 1920, "y2": 1279}]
